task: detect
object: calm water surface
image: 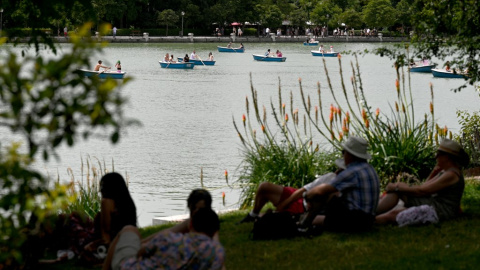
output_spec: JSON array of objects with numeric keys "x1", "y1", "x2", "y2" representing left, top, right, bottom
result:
[{"x1": 2, "y1": 42, "x2": 478, "y2": 227}]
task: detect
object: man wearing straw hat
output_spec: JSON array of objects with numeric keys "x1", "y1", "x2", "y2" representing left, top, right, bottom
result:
[{"x1": 298, "y1": 136, "x2": 380, "y2": 233}]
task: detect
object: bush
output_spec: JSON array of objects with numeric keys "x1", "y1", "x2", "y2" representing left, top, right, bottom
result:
[
  {"x1": 235, "y1": 53, "x2": 447, "y2": 204},
  {"x1": 455, "y1": 110, "x2": 480, "y2": 168},
  {"x1": 233, "y1": 76, "x2": 338, "y2": 208}
]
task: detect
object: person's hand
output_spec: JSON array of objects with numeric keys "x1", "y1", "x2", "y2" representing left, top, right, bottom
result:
[
  {"x1": 386, "y1": 183, "x2": 398, "y2": 193},
  {"x1": 84, "y1": 241, "x2": 96, "y2": 252}
]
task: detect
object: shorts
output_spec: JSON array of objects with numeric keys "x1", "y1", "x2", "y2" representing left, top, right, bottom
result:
[
  {"x1": 280, "y1": 187, "x2": 305, "y2": 215},
  {"x1": 111, "y1": 231, "x2": 141, "y2": 270},
  {"x1": 323, "y1": 197, "x2": 374, "y2": 232}
]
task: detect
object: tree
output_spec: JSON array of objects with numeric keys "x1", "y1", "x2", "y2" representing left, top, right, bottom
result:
[
  {"x1": 157, "y1": 9, "x2": 179, "y2": 36},
  {"x1": 339, "y1": 8, "x2": 364, "y2": 29},
  {"x1": 310, "y1": 1, "x2": 342, "y2": 28},
  {"x1": 0, "y1": 1, "x2": 135, "y2": 268},
  {"x1": 410, "y1": 0, "x2": 480, "y2": 89},
  {"x1": 362, "y1": 0, "x2": 396, "y2": 30},
  {"x1": 256, "y1": 4, "x2": 284, "y2": 28}
]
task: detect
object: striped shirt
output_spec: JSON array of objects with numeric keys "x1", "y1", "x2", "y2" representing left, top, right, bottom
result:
[{"x1": 330, "y1": 161, "x2": 380, "y2": 215}]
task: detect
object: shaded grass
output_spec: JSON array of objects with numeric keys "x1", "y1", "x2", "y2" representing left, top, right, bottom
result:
[{"x1": 40, "y1": 180, "x2": 480, "y2": 270}]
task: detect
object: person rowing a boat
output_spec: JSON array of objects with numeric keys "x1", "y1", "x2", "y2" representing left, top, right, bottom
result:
[
  {"x1": 190, "y1": 50, "x2": 197, "y2": 60},
  {"x1": 163, "y1": 53, "x2": 170, "y2": 62},
  {"x1": 94, "y1": 60, "x2": 110, "y2": 71},
  {"x1": 264, "y1": 49, "x2": 271, "y2": 57},
  {"x1": 208, "y1": 52, "x2": 214, "y2": 61},
  {"x1": 319, "y1": 45, "x2": 325, "y2": 53}
]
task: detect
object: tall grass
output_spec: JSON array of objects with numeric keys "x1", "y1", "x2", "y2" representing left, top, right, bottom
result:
[
  {"x1": 235, "y1": 53, "x2": 450, "y2": 205},
  {"x1": 297, "y1": 54, "x2": 445, "y2": 185},
  {"x1": 63, "y1": 156, "x2": 127, "y2": 220},
  {"x1": 233, "y1": 76, "x2": 338, "y2": 209}
]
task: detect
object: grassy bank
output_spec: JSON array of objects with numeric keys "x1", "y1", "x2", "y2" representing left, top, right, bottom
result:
[{"x1": 40, "y1": 180, "x2": 480, "y2": 270}]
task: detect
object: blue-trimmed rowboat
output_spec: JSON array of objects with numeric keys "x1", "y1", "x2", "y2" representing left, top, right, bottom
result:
[
  {"x1": 78, "y1": 69, "x2": 126, "y2": 79},
  {"x1": 252, "y1": 54, "x2": 286, "y2": 62},
  {"x1": 311, "y1": 51, "x2": 339, "y2": 57},
  {"x1": 217, "y1": 46, "x2": 245, "y2": 53},
  {"x1": 158, "y1": 61, "x2": 195, "y2": 69},
  {"x1": 431, "y1": 68, "x2": 468, "y2": 79},
  {"x1": 409, "y1": 64, "x2": 436, "y2": 73},
  {"x1": 177, "y1": 58, "x2": 216, "y2": 66},
  {"x1": 303, "y1": 41, "x2": 319, "y2": 46}
]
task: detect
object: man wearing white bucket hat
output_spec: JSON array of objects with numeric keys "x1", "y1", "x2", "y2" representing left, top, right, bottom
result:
[{"x1": 299, "y1": 136, "x2": 380, "y2": 232}]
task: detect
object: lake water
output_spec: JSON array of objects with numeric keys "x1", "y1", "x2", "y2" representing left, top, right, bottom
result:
[{"x1": 2, "y1": 42, "x2": 478, "y2": 227}]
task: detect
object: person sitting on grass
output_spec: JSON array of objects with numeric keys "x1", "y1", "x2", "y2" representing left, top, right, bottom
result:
[
  {"x1": 84, "y1": 173, "x2": 137, "y2": 263},
  {"x1": 297, "y1": 136, "x2": 380, "y2": 233},
  {"x1": 375, "y1": 139, "x2": 469, "y2": 226},
  {"x1": 142, "y1": 189, "x2": 218, "y2": 242},
  {"x1": 102, "y1": 208, "x2": 225, "y2": 270},
  {"x1": 238, "y1": 159, "x2": 346, "y2": 224}
]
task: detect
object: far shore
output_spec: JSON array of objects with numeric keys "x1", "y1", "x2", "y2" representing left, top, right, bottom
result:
[{"x1": 36, "y1": 34, "x2": 409, "y2": 44}]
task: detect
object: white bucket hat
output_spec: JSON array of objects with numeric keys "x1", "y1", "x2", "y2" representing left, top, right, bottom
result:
[{"x1": 341, "y1": 136, "x2": 372, "y2": 160}]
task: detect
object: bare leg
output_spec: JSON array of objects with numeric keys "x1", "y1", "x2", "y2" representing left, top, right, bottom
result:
[
  {"x1": 252, "y1": 182, "x2": 284, "y2": 214},
  {"x1": 376, "y1": 193, "x2": 401, "y2": 215},
  {"x1": 375, "y1": 208, "x2": 406, "y2": 224},
  {"x1": 311, "y1": 215, "x2": 325, "y2": 226}
]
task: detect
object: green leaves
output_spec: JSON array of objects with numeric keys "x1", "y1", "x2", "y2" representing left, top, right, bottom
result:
[{"x1": 0, "y1": 21, "x2": 136, "y2": 268}]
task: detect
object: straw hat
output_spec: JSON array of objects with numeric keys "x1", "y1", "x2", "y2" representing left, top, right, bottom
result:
[
  {"x1": 438, "y1": 139, "x2": 470, "y2": 167},
  {"x1": 341, "y1": 136, "x2": 371, "y2": 160},
  {"x1": 335, "y1": 158, "x2": 346, "y2": 170}
]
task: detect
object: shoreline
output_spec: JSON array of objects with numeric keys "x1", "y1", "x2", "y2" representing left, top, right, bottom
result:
[{"x1": 46, "y1": 34, "x2": 409, "y2": 44}]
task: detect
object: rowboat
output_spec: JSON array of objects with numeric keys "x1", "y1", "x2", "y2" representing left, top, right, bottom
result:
[
  {"x1": 303, "y1": 41, "x2": 319, "y2": 46},
  {"x1": 217, "y1": 46, "x2": 245, "y2": 53},
  {"x1": 177, "y1": 58, "x2": 216, "y2": 66},
  {"x1": 311, "y1": 51, "x2": 339, "y2": 57},
  {"x1": 431, "y1": 68, "x2": 468, "y2": 78},
  {"x1": 158, "y1": 61, "x2": 195, "y2": 69},
  {"x1": 78, "y1": 69, "x2": 126, "y2": 79},
  {"x1": 409, "y1": 64, "x2": 436, "y2": 73},
  {"x1": 252, "y1": 54, "x2": 286, "y2": 62}
]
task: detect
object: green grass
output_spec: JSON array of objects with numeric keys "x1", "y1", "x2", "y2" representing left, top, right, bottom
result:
[{"x1": 39, "y1": 180, "x2": 480, "y2": 270}]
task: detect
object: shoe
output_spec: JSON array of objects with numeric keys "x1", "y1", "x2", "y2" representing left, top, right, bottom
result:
[
  {"x1": 237, "y1": 213, "x2": 256, "y2": 224},
  {"x1": 297, "y1": 224, "x2": 323, "y2": 238}
]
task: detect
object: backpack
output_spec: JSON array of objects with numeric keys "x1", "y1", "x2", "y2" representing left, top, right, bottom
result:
[{"x1": 251, "y1": 211, "x2": 299, "y2": 240}]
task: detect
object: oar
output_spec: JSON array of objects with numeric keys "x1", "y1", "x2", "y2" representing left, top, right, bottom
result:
[
  {"x1": 95, "y1": 67, "x2": 110, "y2": 76},
  {"x1": 197, "y1": 56, "x2": 206, "y2": 66}
]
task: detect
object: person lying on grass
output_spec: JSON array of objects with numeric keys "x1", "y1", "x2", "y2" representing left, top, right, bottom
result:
[
  {"x1": 238, "y1": 159, "x2": 346, "y2": 224},
  {"x1": 297, "y1": 136, "x2": 381, "y2": 233},
  {"x1": 102, "y1": 208, "x2": 225, "y2": 270},
  {"x1": 375, "y1": 139, "x2": 469, "y2": 226}
]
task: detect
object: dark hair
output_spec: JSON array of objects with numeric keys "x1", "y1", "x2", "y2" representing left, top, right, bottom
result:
[
  {"x1": 187, "y1": 189, "x2": 212, "y2": 213},
  {"x1": 100, "y1": 172, "x2": 137, "y2": 228},
  {"x1": 191, "y1": 208, "x2": 219, "y2": 238}
]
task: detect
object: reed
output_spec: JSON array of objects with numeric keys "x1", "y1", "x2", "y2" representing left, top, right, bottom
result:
[
  {"x1": 63, "y1": 155, "x2": 128, "y2": 220},
  {"x1": 234, "y1": 53, "x2": 448, "y2": 206}
]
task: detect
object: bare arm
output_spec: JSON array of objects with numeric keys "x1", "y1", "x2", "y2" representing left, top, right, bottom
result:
[
  {"x1": 141, "y1": 218, "x2": 189, "y2": 245},
  {"x1": 387, "y1": 170, "x2": 459, "y2": 197},
  {"x1": 101, "y1": 198, "x2": 115, "y2": 245}
]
